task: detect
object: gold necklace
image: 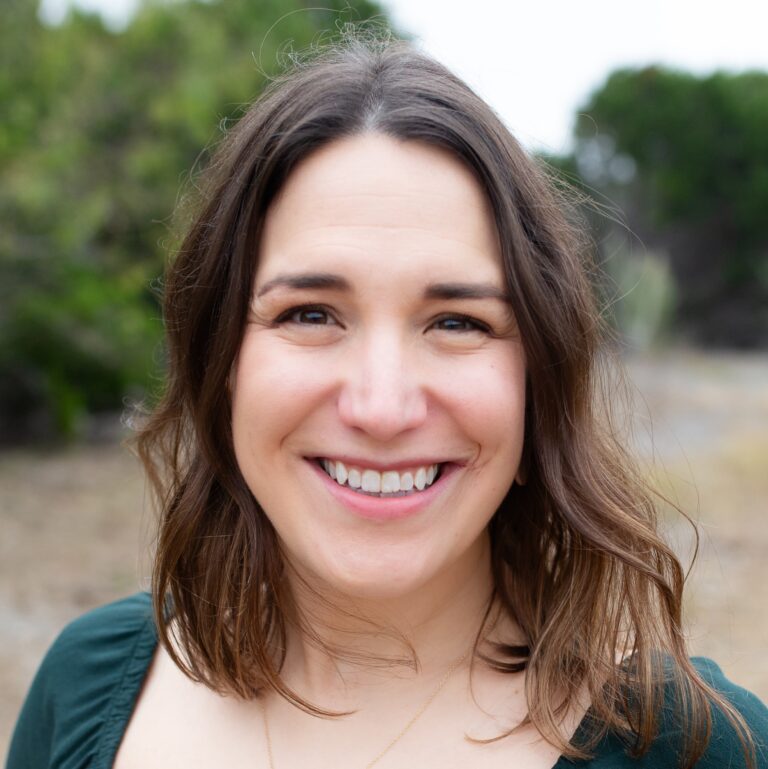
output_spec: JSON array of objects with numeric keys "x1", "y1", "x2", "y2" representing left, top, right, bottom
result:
[{"x1": 260, "y1": 649, "x2": 469, "y2": 769}]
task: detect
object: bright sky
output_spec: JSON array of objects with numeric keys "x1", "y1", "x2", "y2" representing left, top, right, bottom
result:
[{"x1": 40, "y1": 0, "x2": 768, "y2": 152}]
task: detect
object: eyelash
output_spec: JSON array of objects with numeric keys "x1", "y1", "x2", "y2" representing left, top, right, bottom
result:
[
  {"x1": 273, "y1": 305, "x2": 492, "y2": 334},
  {"x1": 431, "y1": 313, "x2": 491, "y2": 334},
  {"x1": 274, "y1": 304, "x2": 337, "y2": 326}
]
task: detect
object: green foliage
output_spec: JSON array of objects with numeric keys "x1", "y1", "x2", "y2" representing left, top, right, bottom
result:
[
  {"x1": 0, "y1": 0, "x2": 393, "y2": 442},
  {"x1": 569, "y1": 66, "x2": 768, "y2": 348}
]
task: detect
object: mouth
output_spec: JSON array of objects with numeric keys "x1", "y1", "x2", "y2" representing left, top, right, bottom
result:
[{"x1": 314, "y1": 458, "x2": 445, "y2": 498}]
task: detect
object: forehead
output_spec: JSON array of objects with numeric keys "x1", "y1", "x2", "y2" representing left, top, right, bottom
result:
[{"x1": 257, "y1": 133, "x2": 503, "y2": 284}]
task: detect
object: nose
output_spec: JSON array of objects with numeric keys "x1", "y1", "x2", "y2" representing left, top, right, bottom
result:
[{"x1": 336, "y1": 327, "x2": 428, "y2": 441}]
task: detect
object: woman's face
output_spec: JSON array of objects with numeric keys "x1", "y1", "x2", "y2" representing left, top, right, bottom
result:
[{"x1": 232, "y1": 133, "x2": 526, "y2": 600}]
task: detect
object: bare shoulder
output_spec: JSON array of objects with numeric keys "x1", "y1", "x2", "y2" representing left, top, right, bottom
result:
[{"x1": 114, "y1": 640, "x2": 268, "y2": 769}]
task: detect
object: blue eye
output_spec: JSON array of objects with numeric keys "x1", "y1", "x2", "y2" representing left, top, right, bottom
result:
[
  {"x1": 296, "y1": 308, "x2": 330, "y2": 325},
  {"x1": 432, "y1": 314, "x2": 489, "y2": 333},
  {"x1": 276, "y1": 305, "x2": 337, "y2": 325}
]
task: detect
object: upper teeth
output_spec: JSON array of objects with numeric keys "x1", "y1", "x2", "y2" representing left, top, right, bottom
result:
[{"x1": 321, "y1": 460, "x2": 440, "y2": 493}]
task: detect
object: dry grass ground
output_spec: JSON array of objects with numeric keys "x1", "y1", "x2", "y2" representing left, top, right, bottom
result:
[
  {"x1": 1, "y1": 351, "x2": 766, "y2": 758},
  {"x1": 625, "y1": 352, "x2": 768, "y2": 696}
]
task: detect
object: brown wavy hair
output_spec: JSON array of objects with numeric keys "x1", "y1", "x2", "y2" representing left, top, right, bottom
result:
[{"x1": 136, "y1": 32, "x2": 755, "y2": 767}]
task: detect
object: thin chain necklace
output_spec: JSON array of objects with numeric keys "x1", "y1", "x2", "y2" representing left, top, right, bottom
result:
[{"x1": 260, "y1": 648, "x2": 469, "y2": 769}]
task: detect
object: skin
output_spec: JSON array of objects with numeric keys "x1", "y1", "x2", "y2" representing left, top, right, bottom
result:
[
  {"x1": 235, "y1": 134, "x2": 524, "y2": 608},
  {"x1": 115, "y1": 134, "x2": 584, "y2": 769}
]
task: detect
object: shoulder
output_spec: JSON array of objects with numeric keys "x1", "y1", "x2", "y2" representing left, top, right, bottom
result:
[
  {"x1": 567, "y1": 658, "x2": 768, "y2": 768},
  {"x1": 688, "y1": 657, "x2": 768, "y2": 767},
  {"x1": 7, "y1": 593, "x2": 158, "y2": 769},
  {"x1": 40, "y1": 592, "x2": 156, "y2": 685}
]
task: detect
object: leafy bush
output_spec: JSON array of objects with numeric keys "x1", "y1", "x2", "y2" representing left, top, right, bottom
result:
[{"x1": 0, "y1": 0, "x2": 391, "y2": 442}]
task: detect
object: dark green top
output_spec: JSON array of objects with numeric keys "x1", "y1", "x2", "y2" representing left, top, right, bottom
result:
[{"x1": 6, "y1": 593, "x2": 768, "y2": 768}]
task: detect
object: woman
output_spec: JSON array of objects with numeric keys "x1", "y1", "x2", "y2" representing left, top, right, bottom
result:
[{"x1": 8, "y1": 34, "x2": 767, "y2": 769}]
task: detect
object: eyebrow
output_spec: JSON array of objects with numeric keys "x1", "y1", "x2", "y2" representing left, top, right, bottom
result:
[
  {"x1": 255, "y1": 272, "x2": 350, "y2": 297},
  {"x1": 255, "y1": 271, "x2": 510, "y2": 304},
  {"x1": 423, "y1": 282, "x2": 511, "y2": 304}
]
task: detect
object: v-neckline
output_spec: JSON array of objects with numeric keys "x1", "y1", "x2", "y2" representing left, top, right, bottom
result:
[{"x1": 104, "y1": 603, "x2": 599, "y2": 769}]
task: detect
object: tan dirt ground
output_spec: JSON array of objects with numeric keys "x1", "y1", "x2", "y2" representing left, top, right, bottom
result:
[{"x1": 1, "y1": 351, "x2": 767, "y2": 758}]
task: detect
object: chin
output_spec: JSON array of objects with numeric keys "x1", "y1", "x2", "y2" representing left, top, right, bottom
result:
[
  {"x1": 287, "y1": 522, "x2": 491, "y2": 608},
  {"x1": 289, "y1": 543, "x2": 442, "y2": 603}
]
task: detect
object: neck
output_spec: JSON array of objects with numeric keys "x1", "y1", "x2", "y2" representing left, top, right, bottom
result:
[{"x1": 280, "y1": 532, "x2": 497, "y2": 700}]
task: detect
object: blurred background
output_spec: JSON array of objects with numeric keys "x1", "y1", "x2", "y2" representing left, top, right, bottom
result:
[{"x1": 2, "y1": 0, "x2": 767, "y2": 755}]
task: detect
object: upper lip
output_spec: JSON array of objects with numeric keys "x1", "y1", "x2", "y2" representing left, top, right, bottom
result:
[{"x1": 308, "y1": 455, "x2": 459, "y2": 472}]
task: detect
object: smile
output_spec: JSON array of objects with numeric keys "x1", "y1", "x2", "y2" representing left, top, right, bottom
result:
[{"x1": 319, "y1": 459, "x2": 442, "y2": 497}]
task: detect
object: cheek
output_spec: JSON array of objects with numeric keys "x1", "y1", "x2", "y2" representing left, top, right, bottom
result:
[
  {"x1": 231, "y1": 333, "x2": 330, "y2": 441},
  {"x1": 234, "y1": 334, "x2": 311, "y2": 396},
  {"x1": 437, "y1": 349, "x2": 526, "y2": 456}
]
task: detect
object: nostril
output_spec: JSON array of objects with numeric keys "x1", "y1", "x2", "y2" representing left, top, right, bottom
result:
[{"x1": 336, "y1": 378, "x2": 429, "y2": 441}]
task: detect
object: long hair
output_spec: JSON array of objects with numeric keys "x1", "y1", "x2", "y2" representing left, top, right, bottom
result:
[{"x1": 135, "y1": 32, "x2": 754, "y2": 767}]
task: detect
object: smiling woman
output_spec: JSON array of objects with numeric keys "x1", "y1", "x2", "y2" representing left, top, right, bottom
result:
[
  {"x1": 233, "y1": 135, "x2": 526, "y2": 598},
  {"x1": 7, "y1": 32, "x2": 768, "y2": 769}
]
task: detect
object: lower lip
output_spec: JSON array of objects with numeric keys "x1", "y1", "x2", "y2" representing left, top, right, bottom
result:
[{"x1": 307, "y1": 460, "x2": 458, "y2": 521}]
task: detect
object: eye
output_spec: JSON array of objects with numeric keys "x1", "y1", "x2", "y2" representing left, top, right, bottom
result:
[
  {"x1": 430, "y1": 314, "x2": 490, "y2": 333},
  {"x1": 275, "y1": 305, "x2": 338, "y2": 326}
]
